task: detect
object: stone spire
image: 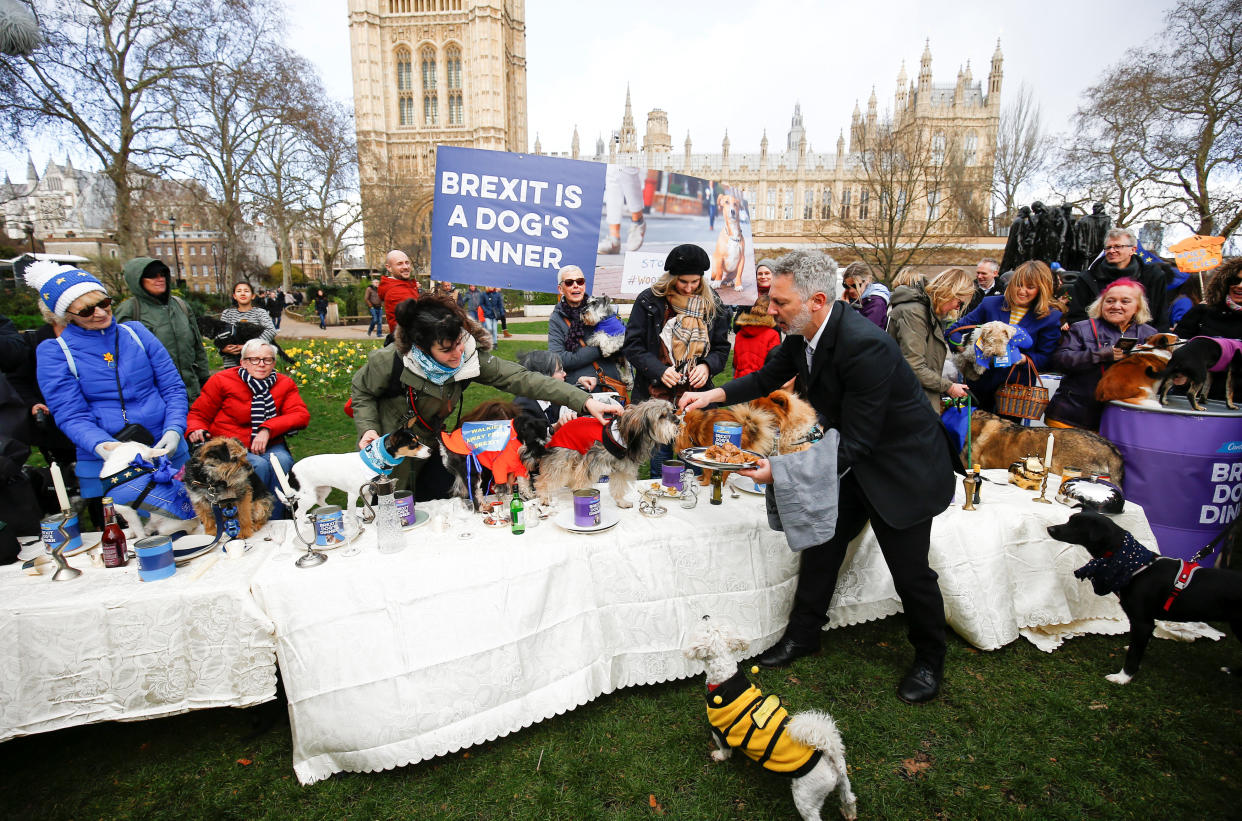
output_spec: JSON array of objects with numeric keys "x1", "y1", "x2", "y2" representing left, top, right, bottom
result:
[
  {"x1": 722, "y1": 130, "x2": 730, "y2": 172},
  {"x1": 618, "y1": 84, "x2": 637, "y2": 153},
  {"x1": 26, "y1": 153, "x2": 37, "y2": 183},
  {"x1": 684, "y1": 131, "x2": 692, "y2": 171},
  {"x1": 786, "y1": 101, "x2": 805, "y2": 153},
  {"x1": 895, "y1": 60, "x2": 909, "y2": 111},
  {"x1": 571, "y1": 126, "x2": 580, "y2": 160},
  {"x1": 988, "y1": 38, "x2": 1004, "y2": 99},
  {"x1": 866, "y1": 86, "x2": 877, "y2": 129},
  {"x1": 919, "y1": 38, "x2": 932, "y2": 88}
]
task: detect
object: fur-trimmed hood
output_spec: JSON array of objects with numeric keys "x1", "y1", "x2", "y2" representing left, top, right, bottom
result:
[{"x1": 735, "y1": 296, "x2": 776, "y2": 329}]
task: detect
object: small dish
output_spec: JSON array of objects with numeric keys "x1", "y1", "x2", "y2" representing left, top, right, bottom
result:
[
  {"x1": 401, "y1": 509, "x2": 431, "y2": 531},
  {"x1": 553, "y1": 509, "x2": 620, "y2": 534},
  {"x1": 678, "y1": 446, "x2": 763, "y2": 472},
  {"x1": 727, "y1": 475, "x2": 767, "y2": 495}
]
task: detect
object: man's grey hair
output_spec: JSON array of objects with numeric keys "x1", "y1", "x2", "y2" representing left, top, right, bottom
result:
[
  {"x1": 977, "y1": 257, "x2": 1000, "y2": 272},
  {"x1": 772, "y1": 250, "x2": 838, "y2": 301},
  {"x1": 240, "y1": 338, "x2": 278, "y2": 360},
  {"x1": 1106, "y1": 227, "x2": 1136, "y2": 246}
]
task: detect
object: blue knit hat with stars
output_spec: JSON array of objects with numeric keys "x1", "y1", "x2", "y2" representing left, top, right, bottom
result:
[{"x1": 23, "y1": 259, "x2": 108, "y2": 318}]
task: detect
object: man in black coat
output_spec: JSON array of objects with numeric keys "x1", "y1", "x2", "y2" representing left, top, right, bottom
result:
[
  {"x1": 1064, "y1": 226, "x2": 1170, "y2": 331},
  {"x1": 679, "y1": 250, "x2": 955, "y2": 703}
]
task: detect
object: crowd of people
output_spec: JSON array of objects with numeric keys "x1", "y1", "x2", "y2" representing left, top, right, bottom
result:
[{"x1": 2, "y1": 232, "x2": 1239, "y2": 705}]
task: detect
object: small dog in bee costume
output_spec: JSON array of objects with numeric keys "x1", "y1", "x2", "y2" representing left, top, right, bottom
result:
[{"x1": 686, "y1": 617, "x2": 857, "y2": 821}]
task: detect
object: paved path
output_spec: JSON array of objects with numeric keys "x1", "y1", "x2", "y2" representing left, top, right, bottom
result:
[{"x1": 276, "y1": 313, "x2": 546, "y2": 342}]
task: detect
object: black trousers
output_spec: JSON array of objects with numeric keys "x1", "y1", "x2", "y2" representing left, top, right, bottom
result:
[{"x1": 786, "y1": 471, "x2": 947, "y2": 668}]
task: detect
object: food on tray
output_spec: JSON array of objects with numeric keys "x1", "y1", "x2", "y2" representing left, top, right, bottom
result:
[{"x1": 703, "y1": 442, "x2": 749, "y2": 464}]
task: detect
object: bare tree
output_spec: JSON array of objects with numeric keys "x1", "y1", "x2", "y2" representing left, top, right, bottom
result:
[
  {"x1": 0, "y1": 0, "x2": 212, "y2": 258},
  {"x1": 821, "y1": 117, "x2": 964, "y2": 281},
  {"x1": 991, "y1": 83, "x2": 1053, "y2": 229},
  {"x1": 300, "y1": 100, "x2": 363, "y2": 285},
  {"x1": 1061, "y1": 0, "x2": 1242, "y2": 236}
]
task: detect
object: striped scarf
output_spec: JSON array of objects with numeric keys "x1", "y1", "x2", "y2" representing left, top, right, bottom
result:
[{"x1": 237, "y1": 367, "x2": 277, "y2": 436}]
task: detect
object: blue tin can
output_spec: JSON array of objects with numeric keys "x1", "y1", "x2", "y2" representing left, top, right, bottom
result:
[
  {"x1": 313, "y1": 505, "x2": 347, "y2": 547},
  {"x1": 40, "y1": 513, "x2": 82, "y2": 554},
  {"x1": 134, "y1": 535, "x2": 176, "y2": 581},
  {"x1": 713, "y1": 422, "x2": 743, "y2": 448}
]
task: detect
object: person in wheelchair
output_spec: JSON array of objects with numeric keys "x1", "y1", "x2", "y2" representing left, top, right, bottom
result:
[{"x1": 186, "y1": 339, "x2": 308, "y2": 518}]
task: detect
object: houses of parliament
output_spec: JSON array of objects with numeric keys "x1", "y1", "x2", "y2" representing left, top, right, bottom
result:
[{"x1": 348, "y1": 0, "x2": 1002, "y2": 259}]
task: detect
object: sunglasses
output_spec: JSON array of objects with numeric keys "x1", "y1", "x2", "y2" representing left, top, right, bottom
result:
[
  {"x1": 73, "y1": 297, "x2": 113, "y2": 317},
  {"x1": 560, "y1": 277, "x2": 586, "y2": 287}
]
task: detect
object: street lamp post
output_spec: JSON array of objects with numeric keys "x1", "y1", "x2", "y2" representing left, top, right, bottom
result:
[
  {"x1": 23, "y1": 220, "x2": 35, "y2": 254},
  {"x1": 168, "y1": 215, "x2": 182, "y2": 289},
  {"x1": 211, "y1": 244, "x2": 220, "y2": 295}
]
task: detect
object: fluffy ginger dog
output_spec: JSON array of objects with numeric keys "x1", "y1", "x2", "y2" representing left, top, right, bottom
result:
[
  {"x1": 685, "y1": 617, "x2": 857, "y2": 820},
  {"x1": 674, "y1": 389, "x2": 818, "y2": 486}
]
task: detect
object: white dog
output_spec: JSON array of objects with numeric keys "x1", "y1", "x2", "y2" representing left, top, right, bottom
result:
[
  {"x1": 685, "y1": 618, "x2": 857, "y2": 821},
  {"x1": 98, "y1": 441, "x2": 203, "y2": 539},
  {"x1": 282, "y1": 427, "x2": 431, "y2": 521}
]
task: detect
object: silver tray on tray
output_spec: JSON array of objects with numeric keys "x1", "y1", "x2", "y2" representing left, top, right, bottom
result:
[{"x1": 678, "y1": 446, "x2": 763, "y2": 471}]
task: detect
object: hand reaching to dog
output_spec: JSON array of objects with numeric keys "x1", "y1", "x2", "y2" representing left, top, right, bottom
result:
[
  {"x1": 154, "y1": 430, "x2": 181, "y2": 453},
  {"x1": 358, "y1": 429, "x2": 380, "y2": 449},
  {"x1": 678, "y1": 388, "x2": 726, "y2": 414},
  {"x1": 583, "y1": 397, "x2": 621, "y2": 426}
]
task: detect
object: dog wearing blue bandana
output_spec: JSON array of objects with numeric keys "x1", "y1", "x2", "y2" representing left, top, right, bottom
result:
[
  {"x1": 953, "y1": 321, "x2": 1031, "y2": 380},
  {"x1": 286, "y1": 426, "x2": 432, "y2": 522},
  {"x1": 99, "y1": 441, "x2": 202, "y2": 539}
]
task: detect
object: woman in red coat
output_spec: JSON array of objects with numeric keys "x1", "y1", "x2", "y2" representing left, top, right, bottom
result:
[
  {"x1": 732, "y1": 296, "x2": 781, "y2": 378},
  {"x1": 186, "y1": 339, "x2": 309, "y2": 517}
]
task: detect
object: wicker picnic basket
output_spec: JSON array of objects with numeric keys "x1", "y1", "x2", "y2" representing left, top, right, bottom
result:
[{"x1": 993, "y1": 355, "x2": 1049, "y2": 421}]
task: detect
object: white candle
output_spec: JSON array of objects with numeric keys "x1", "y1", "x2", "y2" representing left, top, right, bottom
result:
[
  {"x1": 50, "y1": 461, "x2": 71, "y2": 512},
  {"x1": 1044, "y1": 434, "x2": 1055, "y2": 471}
]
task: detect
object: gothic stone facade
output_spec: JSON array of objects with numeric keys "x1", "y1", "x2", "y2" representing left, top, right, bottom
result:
[{"x1": 348, "y1": 0, "x2": 527, "y2": 264}]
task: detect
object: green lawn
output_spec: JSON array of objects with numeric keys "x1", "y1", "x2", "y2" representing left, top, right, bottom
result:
[{"x1": 5, "y1": 338, "x2": 1241, "y2": 819}]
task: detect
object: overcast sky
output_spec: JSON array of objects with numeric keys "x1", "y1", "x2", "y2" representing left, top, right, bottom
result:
[{"x1": 7, "y1": 0, "x2": 1173, "y2": 180}]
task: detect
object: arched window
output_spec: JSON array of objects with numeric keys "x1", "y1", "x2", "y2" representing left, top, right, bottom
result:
[
  {"x1": 421, "y1": 46, "x2": 438, "y2": 126},
  {"x1": 820, "y1": 187, "x2": 832, "y2": 220},
  {"x1": 783, "y1": 189, "x2": 794, "y2": 220},
  {"x1": 765, "y1": 188, "x2": 775, "y2": 220},
  {"x1": 964, "y1": 132, "x2": 978, "y2": 166},
  {"x1": 445, "y1": 45, "x2": 463, "y2": 126},
  {"x1": 931, "y1": 133, "x2": 946, "y2": 165},
  {"x1": 858, "y1": 190, "x2": 869, "y2": 220},
  {"x1": 841, "y1": 188, "x2": 851, "y2": 219},
  {"x1": 927, "y1": 190, "x2": 941, "y2": 221},
  {"x1": 48, "y1": 177, "x2": 62, "y2": 192},
  {"x1": 395, "y1": 48, "x2": 414, "y2": 126},
  {"x1": 803, "y1": 189, "x2": 814, "y2": 220}
]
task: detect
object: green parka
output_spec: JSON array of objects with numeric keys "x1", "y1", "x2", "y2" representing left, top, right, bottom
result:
[
  {"x1": 885, "y1": 284, "x2": 954, "y2": 413},
  {"x1": 351, "y1": 322, "x2": 590, "y2": 490},
  {"x1": 114, "y1": 257, "x2": 211, "y2": 400}
]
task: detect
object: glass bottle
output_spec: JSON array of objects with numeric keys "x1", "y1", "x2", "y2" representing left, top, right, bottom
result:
[
  {"x1": 100, "y1": 496, "x2": 128, "y2": 568},
  {"x1": 510, "y1": 493, "x2": 525, "y2": 535},
  {"x1": 371, "y1": 476, "x2": 404, "y2": 554}
]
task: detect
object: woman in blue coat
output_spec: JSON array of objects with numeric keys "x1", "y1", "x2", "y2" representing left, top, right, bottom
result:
[
  {"x1": 28, "y1": 261, "x2": 189, "y2": 499},
  {"x1": 949, "y1": 260, "x2": 1063, "y2": 415}
]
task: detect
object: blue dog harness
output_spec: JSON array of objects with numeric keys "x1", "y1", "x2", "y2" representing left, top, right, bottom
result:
[{"x1": 100, "y1": 454, "x2": 196, "y2": 521}]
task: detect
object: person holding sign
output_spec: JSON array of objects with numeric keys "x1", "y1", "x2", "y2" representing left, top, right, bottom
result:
[
  {"x1": 351, "y1": 295, "x2": 619, "y2": 498},
  {"x1": 548, "y1": 265, "x2": 628, "y2": 397},
  {"x1": 623, "y1": 244, "x2": 731, "y2": 472}
]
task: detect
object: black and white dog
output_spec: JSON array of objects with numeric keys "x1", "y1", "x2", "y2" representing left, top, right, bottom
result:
[
  {"x1": 196, "y1": 315, "x2": 295, "y2": 364},
  {"x1": 1048, "y1": 510, "x2": 1242, "y2": 684}
]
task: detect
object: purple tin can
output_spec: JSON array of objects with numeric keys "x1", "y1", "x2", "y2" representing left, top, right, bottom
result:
[
  {"x1": 661, "y1": 460, "x2": 686, "y2": 492},
  {"x1": 394, "y1": 491, "x2": 416, "y2": 527},
  {"x1": 572, "y1": 489, "x2": 601, "y2": 527},
  {"x1": 713, "y1": 422, "x2": 742, "y2": 447}
]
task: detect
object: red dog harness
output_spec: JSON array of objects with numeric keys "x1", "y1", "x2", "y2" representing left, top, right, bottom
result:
[{"x1": 1163, "y1": 559, "x2": 1202, "y2": 611}]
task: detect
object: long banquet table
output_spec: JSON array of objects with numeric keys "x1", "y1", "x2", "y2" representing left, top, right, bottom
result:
[
  {"x1": 251, "y1": 474, "x2": 1196, "y2": 784},
  {"x1": 0, "y1": 524, "x2": 282, "y2": 743}
]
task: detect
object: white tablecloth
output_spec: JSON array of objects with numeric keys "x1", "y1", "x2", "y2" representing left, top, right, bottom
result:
[
  {"x1": 251, "y1": 477, "x2": 1209, "y2": 783},
  {"x1": 0, "y1": 525, "x2": 282, "y2": 743}
]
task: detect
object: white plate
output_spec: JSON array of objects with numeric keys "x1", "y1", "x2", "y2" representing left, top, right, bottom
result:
[
  {"x1": 172, "y1": 534, "x2": 223, "y2": 565},
  {"x1": 401, "y1": 509, "x2": 431, "y2": 531},
  {"x1": 728, "y1": 475, "x2": 767, "y2": 496},
  {"x1": 554, "y1": 509, "x2": 620, "y2": 534},
  {"x1": 678, "y1": 446, "x2": 762, "y2": 471}
]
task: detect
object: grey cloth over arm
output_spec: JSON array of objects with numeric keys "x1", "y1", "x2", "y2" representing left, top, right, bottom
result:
[{"x1": 764, "y1": 429, "x2": 841, "y2": 551}]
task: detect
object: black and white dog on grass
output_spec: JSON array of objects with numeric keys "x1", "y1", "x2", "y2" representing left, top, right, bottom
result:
[{"x1": 1048, "y1": 510, "x2": 1242, "y2": 684}]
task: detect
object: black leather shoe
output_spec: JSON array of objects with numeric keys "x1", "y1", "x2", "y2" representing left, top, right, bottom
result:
[
  {"x1": 753, "y1": 637, "x2": 820, "y2": 668},
  {"x1": 897, "y1": 662, "x2": 942, "y2": 704}
]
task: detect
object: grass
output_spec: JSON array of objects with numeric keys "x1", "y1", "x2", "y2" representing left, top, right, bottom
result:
[{"x1": 7, "y1": 336, "x2": 1242, "y2": 818}]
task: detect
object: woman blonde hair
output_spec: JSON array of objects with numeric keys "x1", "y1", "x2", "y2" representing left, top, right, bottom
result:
[
  {"x1": 1004, "y1": 260, "x2": 1055, "y2": 318},
  {"x1": 650, "y1": 269, "x2": 720, "y2": 324},
  {"x1": 924, "y1": 267, "x2": 976, "y2": 315},
  {"x1": 891, "y1": 267, "x2": 927, "y2": 289}
]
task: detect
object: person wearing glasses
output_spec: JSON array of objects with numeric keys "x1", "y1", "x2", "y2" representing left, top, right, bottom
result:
[
  {"x1": 837, "y1": 261, "x2": 891, "y2": 329},
  {"x1": 1064, "y1": 227, "x2": 1170, "y2": 330},
  {"x1": 114, "y1": 256, "x2": 212, "y2": 400},
  {"x1": 547, "y1": 264, "x2": 628, "y2": 398},
  {"x1": 28, "y1": 261, "x2": 189, "y2": 505},
  {"x1": 186, "y1": 339, "x2": 309, "y2": 518}
]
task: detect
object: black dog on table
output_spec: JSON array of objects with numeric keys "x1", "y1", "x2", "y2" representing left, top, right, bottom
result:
[
  {"x1": 196, "y1": 316, "x2": 294, "y2": 364},
  {"x1": 1048, "y1": 510, "x2": 1242, "y2": 684}
]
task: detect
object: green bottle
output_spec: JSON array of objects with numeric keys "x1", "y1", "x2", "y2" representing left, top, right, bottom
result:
[{"x1": 510, "y1": 493, "x2": 525, "y2": 535}]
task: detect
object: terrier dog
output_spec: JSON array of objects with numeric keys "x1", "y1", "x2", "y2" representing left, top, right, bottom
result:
[
  {"x1": 440, "y1": 401, "x2": 549, "y2": 509},
  {"x1": 580, "y1": 294, "x2": 627, "y2": 358},
  {"x1": 183, "y1": 437, "x2": 273, "y2": 538},
  {"x1": 1094, "y1": 333, "x2": 1179, "y2": 406},
  {"x1": 1048, "y1": 510, "x2": 1242, "y2": 684},
  {"x1": 952, "y1": 321, "x2": 1020, "y2": 381},
  {"x1": 286, "y1": 426, "x2": 432, "y2": 520},
  {"x1": 1157, "y1": 335, "x2": 1241, "y2": 411},
  {"x1": 685, "y1": 617, "x2": 857, "y2": 821},
  {"x1": 98, "y1": 441, "x2": 202, "y2": 539},
  {"x1": 536, "y1": 399, "x2": 680, "y2": 509},
  {"x1": 196, "y1": 315, "x2": 295, "y2": 364},
  {"x1": 674, "y1": 389, "x2": 818, "y2": 486}
]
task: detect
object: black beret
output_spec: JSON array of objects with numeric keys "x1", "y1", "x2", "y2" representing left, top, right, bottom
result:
[{"x1": 663, "y1": 243, "x2": 711, "y2": 275}]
